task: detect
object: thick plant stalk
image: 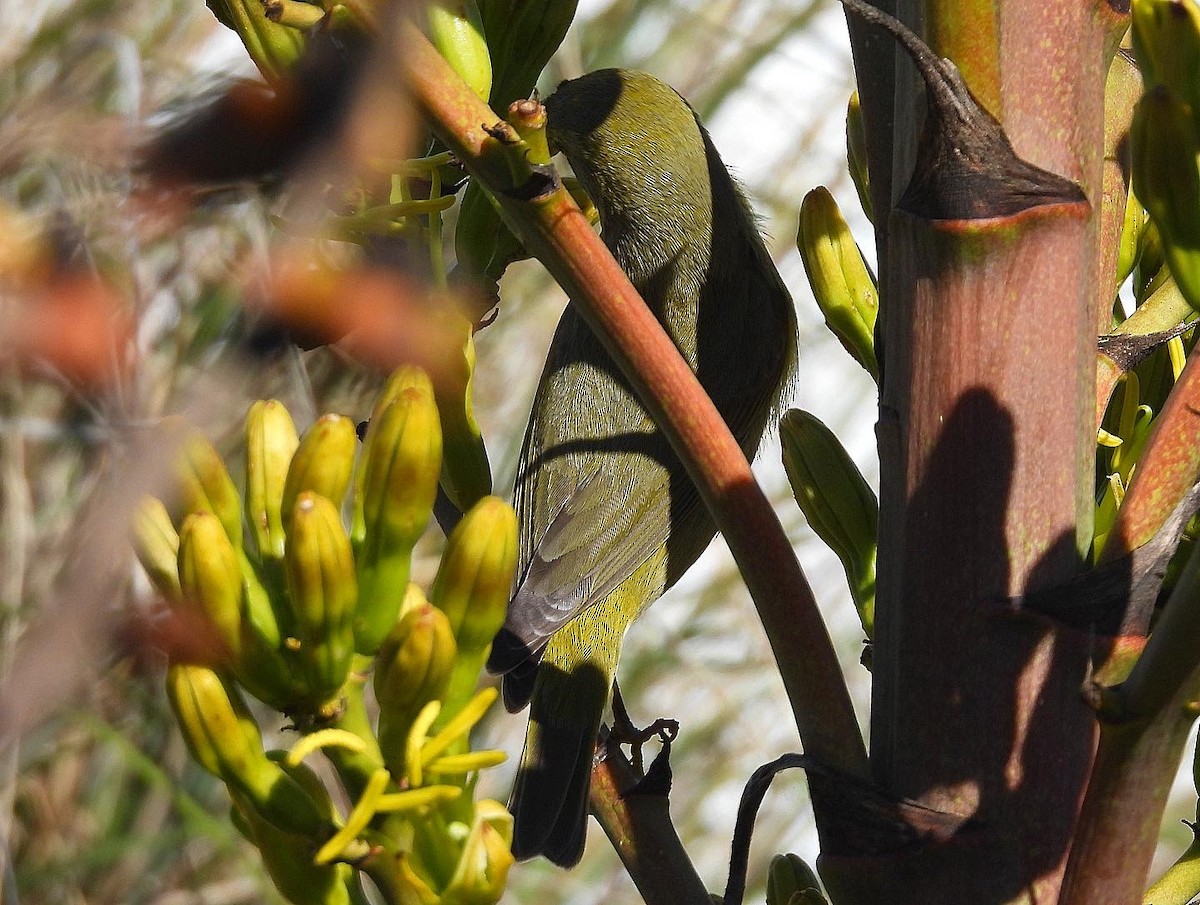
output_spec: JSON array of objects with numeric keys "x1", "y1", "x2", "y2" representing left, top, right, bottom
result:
[{"x1": 837, "y1": 0, "x2": 1118, "y2": 900}]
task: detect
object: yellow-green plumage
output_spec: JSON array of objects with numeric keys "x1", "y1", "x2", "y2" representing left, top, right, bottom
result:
[{"x1": 486, "y1": 69, "x2": 797, "y2": 866}]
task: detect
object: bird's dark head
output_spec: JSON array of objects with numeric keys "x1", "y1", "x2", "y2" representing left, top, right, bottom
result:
[{"x1": 543, "y1": 69, "x2": 711, "y2": 254}]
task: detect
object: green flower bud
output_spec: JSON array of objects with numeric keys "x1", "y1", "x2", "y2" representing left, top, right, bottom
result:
[
  {"x1": 282, "y1": 414, "x2": 357, "y2": 525},
  {"x1": 1132, "y1": 0, "x2": 1200, "y2": 110},
  {"x1": 1117, "y1": 188, "x2": 1151, "y2": 293},
  {"x1": 846, "y1": 91, "x2": 872, "y2": 222},
  {"x1": 176, "y1": 429, "x2": 243, "y2": 551},
  {"x1": 206, "y1": 0, "x2": 307, "y2": 88},
  {"x1": 780, "y1": 409, "x2": 878, "y2": 639},
  {"x1": 767, "y1": 853, "x2": 826, "y2": 905},
  {"x1": 434, "y1": 313, "x2": 493, "y2": 513},
  {"x1": 166, "y1": 663, "x2": 330, "y2": 838},
  {"x1": 426, "y1": 0, "x2": 493, "y2": 101},
  {"x1": 374, "y1": 600, "x2": 457, "y2": 778},
  {"x1": 479, "y1": 0, "x2": 578, "y2": 109},
  {"x1": 352, "y1": 367, "x2": 435, "y2": 550},
  {"x1": 133, "y1": 496, "x2": 182, "y2": 600},
  {"x1": 245, "y1": 399, "x2": 299, "y2": 566},
  {"x1": 429, "y1": 496, "x2": 517, "y2": 721},
  {"x1": 178, "y1": 512, "x2": 245, "y2": 662},
  {"x1": 1131, "y1": 86, "x2": 1200, "y2": 311},
  {"x1": 354, "y1": 372, "x2": 442, "y2": 654},
  {"x1": 440, "y1": 799, "x2": 514, "y2": 905},
  {"x1": 284, "y1": 492, "x2": 357, "y2": 713},
  {"x1": 797, "y1": 187, "x2": 879, "y2": 380}
]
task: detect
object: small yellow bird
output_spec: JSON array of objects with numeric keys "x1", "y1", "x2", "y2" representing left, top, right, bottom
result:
[{"x1": 487, "y1": 68, "x2": 797, "y2": 866}]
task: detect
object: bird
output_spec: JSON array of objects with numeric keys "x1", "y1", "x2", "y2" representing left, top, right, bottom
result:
[{"x1": 486, "y1": 68, "x2": 798, "y2": 867}]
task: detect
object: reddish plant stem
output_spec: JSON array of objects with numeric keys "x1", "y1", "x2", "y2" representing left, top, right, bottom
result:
[
  {"x1": 1104, "y1": 343, "x2": 1200, "y2": 561},
  {"x1": 397, "y1": 21, "x2": 869, "y2": 780},
  {"x1": 1061, "y1": 540, "x2": 1200, "y2": 905},
  {"x1": 589, "y1": 748, "x2": 711, "y2": 905}
]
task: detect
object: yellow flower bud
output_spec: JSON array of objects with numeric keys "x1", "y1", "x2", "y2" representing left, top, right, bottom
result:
[
  {"x1": 797, "y1": 187, "x2": 878, "y2": 380},
  {"x1": 430, "y1": 496, "x2": 517, "y2": 720},
  {"x1": 354, "y1": 373, "x2": 442, "y2": 654},
  {"x1": 133, "y1": 496, "x2": 181, "y2": 600},
  {"x1": 374, "y1": 602, "x2": 457, "y2": 778},
  {"x1": 282, "y1": 414, "x2": 357, "y2": 526},
  {"x1": 178, "y1": 512, "x2": 245, "y2": 662},
  {"x1": 245, "y1": 399, "x2": 299, "y2": 565},
  {"x1": 284, "y1": 493, "x2": 357, "y2": 713},
  {"x1": 166, "y1": 663, "x2": 330, "y2": 837}
]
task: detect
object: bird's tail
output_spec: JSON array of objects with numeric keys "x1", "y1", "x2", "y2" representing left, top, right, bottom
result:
[{"x1": 508, "y1": 660, "x2": 610, "y2": 867}]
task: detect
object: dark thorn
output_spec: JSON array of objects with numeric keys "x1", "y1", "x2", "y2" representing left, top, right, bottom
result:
[
  {"x1": 1098, "y1": 320, "x2": 1196, "y2": 373},
  {"x1": 837, "y1": 0, "x2": 1086, "y2": 220}
]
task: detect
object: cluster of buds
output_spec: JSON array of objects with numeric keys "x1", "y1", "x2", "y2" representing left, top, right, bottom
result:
[
  {"x1": 198, "y1": 0, "x2": 581, "y2": 287},
  {"x1": 1130, "y1": 0, "x2": 1200, "y2": 312},
  {"x1": 134, "y1": 366, "x2": 518, "y2": 905}
]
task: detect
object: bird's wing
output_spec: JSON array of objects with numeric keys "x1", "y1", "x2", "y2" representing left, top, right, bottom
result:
[{"x1": 489, "y1": 440, "x2": 695, "y2": 672}]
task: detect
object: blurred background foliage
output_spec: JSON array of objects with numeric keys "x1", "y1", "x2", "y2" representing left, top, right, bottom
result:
[
  {"x1": 11, "y1": 1, "x2": 1181, "y2": 904},
  {"x1": 0, "y1": 0, "x2": 908, "y2": 901}
]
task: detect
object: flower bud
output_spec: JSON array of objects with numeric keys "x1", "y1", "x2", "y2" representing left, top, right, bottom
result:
[
  {"x1": 1133, "y1": 0, "x2": 1200, "y2": 110},
  {"x1": 284, "y1": 492, "x2": 358, "y2": 713},
  {"x1": 351, "y1": 367, "x2": 435, "y2": 549},
  {"x1": 245, "y1": 399, "x2": 299, "y2": 565},
  {"x1": 176, "y1": 429, "x2": 243, "y2": 551},
  {"x1": 177, "y1": 511, "x2": 299, "y2": 707},
  {"x1": 797, "y1": 187, "x2": 879, "y2": 380},
  {"x1": 429, "y1": 496, "x2": 517, "y2": 719},
  {"x1": 1117, "y1": 188, "x2": 1151, "y2": 293},
  {"x1": 354, "y1": 373, "x2": 442, "y2": 654},
  {"x1": 1131, "y1": 86, "x2": 1200, "y2": 311},
  {"x1": 479, "y1": 0, "x2": 578, "y2": 109},
  {"x1": 282, "y1": 414, "x2": 357, "y2": 524},
  {"x1": 166, "y1": 663, "x2": 330, "y2": 837},
  {"x1": 178, "y1": 512, "x2": 245, "y2": 662},
  {"x1": 846, "y1": 91, "x2": 872, "y2": 222},
  {"x1": 426, "y1": 0, "x2": 493, "y2": 101},
  {"x1": 767, "y1": 853, "x2": 826, "y2": 905},
  {"x1": 206, "y1": 0, "x2": 307, "y2": 88},
  {"x1": 133, "y1": 496, "x2": 182, "y2": 600},
  {"x1": 434, "y1": 312, "x2": 493, "y2": 513},
  {"x1": 374, "y1": 601, "x2": 457, "y2": 778},
  {"x1": 780, "y1": 409, "x2": 877, "y2": 638}
]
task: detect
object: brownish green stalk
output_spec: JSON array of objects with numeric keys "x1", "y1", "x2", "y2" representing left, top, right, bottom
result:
[
  {"x1": 1061, "y1": 539, "x2": 1200, "y2": 905},
  {"x1": 1103, "y1": 344, "x2": 1200, "y2": 566},
  {"x1": 589, "y1": 744, "x2": 710, "y2": 905}
]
